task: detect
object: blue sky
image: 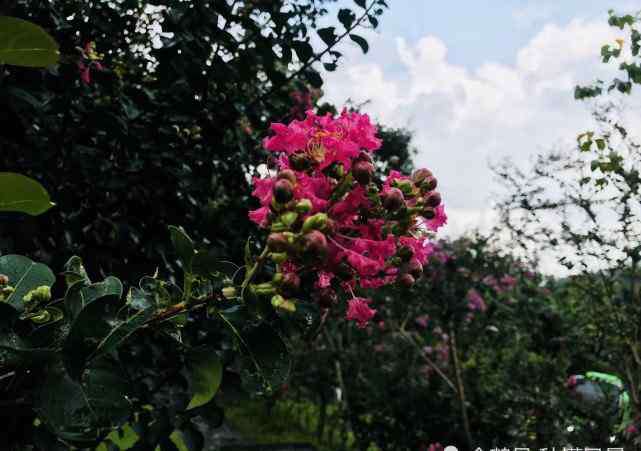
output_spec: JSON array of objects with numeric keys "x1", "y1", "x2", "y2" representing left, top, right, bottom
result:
[
  {"x1": 376, "y1": 1, "x2": 625, "y2": 67},
  {"x1": 321, "y1": 0, "x2": 641, "y2": 243}
]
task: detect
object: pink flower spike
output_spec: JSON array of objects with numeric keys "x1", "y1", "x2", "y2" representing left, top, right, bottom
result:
[{"x1": 346, "y1": 298, "x2": 376, "y2": 329}]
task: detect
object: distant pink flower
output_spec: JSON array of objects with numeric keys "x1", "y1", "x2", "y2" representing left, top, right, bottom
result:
[
  {"x1": 78, "y1": 62, "x2": 91, "y2": 84},
  {"x1": 500, "y1": 274, "x2": 518, "y2": 290},
  {"x1": 626, "y1": 424, "x2": 639, "y2": 436},
  {"x1": 415, "y1": 314, "x2": 430, "y2": 329},
  {"x1": 466, "y1": 289, "x2": 487, "y2": 312},
  {"x1": 346, "y1": 298, "x2": 376, "y2": 329},
  {"x1": 427, "y1": 442, "x2": 443, "y2": 451},
  {"x1": 315, "y1": 271, "x2": 333, "y2": 289}
]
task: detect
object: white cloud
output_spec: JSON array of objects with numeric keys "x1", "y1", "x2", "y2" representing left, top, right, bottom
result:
[{"x1": 321, "y1": 18, "x2": 637, "y2": 243}]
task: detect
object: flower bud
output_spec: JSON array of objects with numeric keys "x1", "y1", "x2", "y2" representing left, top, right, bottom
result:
[
  {"x1": 300, "y1": 230, "x2": 328, "y2": 261},
  {"x1": 412, "y1": 168, "x2": 433, "y2": 184},
  {"x1": 270, "y1": 252, "x2": 288, "y2": 264},
  {"x1": 302, "y1": 213, "x2": 328, "y2": 233},
  {"x1": 425, "y1": 191, "x2": 441, "y2": 207},
  {"x1": 352, "y1": 160, "x2": 374, "y2": 185},
  {"x1": 289, "y1": 152, "x2": 312, "y2": 171},
  {"x1": 422, "y1": 207, "x2": 436, "y2": 219},
  {"x1": 421, "y1": 176, "x2": 438, "y2": 192},
  {"x1": 273, "y1": 179, "x2": 294, "y2": 203},
  {"x1": 398, "y1": 273, "x2": 415, "y2": 288},
  {"x1": 280, "y1": 211, "x2": 298, "y2": 228},
  {"x1": 407, "y1": 259, "x2": 423, "y2": 278},
  {"x1": 1, "y1": 286, "x2": 14, "y2": 297},
  {"x1": 277, "y1": 169, "x2": 297, "y2": 185},
  {"x1": 267, "y1": 233, "x2": 289, "y2": 252},
  {"x1": 295, "y1": 199, "x2": 312, "y2": 213},
  {"x1": 382, "y1": 188, "x2": 404, "y2": 211},
  {"x1": 253, "y1": 282, "x2": 276, "y2": 295},
  {"x1": 271, "y1": 294, "x2": 296, "y2": 312},
  {"x1": 23, "y1": 286, "x2": 51, "y2": 304},
  {"x1": 222, "y1": 286, "x2": 237, "y2": 299},
  {"x1": 281, "y1": 273, "x2": 301, "y2": 296},
  {"x1": 0, "y1": 274, "x2": 8, "y2": 286}
]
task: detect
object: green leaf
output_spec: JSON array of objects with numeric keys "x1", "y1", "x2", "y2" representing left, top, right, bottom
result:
[
  {"x1": 0, "y1": 331, "x2": 55, "y2": 368},
  {"x1": 238, "y1": 323, "x2": 291, "y2": 395},
  {"x1": 338, "y1": 9, "x2": 356, "y2": 29},
  {"x1": 292, "y1": 40, "x2": 314, "y2": 62},
  {"x1": 349, "y1": 34, "x2": 369, "y2": 53},
  {"x1": 36, "y1": 360, "x2": 132, "y2": 444},
  {"x1": 0, "y1": 254, "x2": 55, "y2": 311},
  {"x1": 0, "y1": 172, "x2": 54, "y2": 215},
  {"x1": 354, "y1": 0, "x2": 367, "y2": 8},
  {"x1": 64, "y1": 276, "x2": 123, "y2": 321},
  {"x1": 169, "y1": 225, "x2": 195, "y2": 273},
  {"x1": 317, "y1": 27, "x2": 337, "y2": 46},
  {"x1": 64, "y1": 294, "x2": 151, "y2": 380},
  {"x1": 63, "y1": 255, "x2": 91, "y2": 288},
  {"x1": 186, "y1": 347, "x2": 223, "y2": 410},
  {"x1": 0, "y1": 16, "x2": 59, "y2": 67}
]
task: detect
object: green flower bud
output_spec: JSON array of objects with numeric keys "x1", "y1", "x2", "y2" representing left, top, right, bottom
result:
[
  {"x1": 394, "y1": 179, "x2": 414, "y2": 195},
  {"x1": 270, "y1": 252, "x2": 288, "y2": 264},
  {"x1": 23, "y1": 286, "x2": 51, "y2": 304},
  {"x1": 271, "y1": 295, "x2": 296, "y2": 312},
  {"x1": 253, "y1": 282, "x2": 276, "y2": 296},
  {"x1": 270, "y1": 222, "x2": 287, "y2": 232},
  {"x1": 280, "y1": 211, "x2": 298, "y2": 228},
  {"x1": 272, "y1": 273, "x2": 284, "y2": 284},
  {"x1": 222, "y1": 286, "x2": 237, "y2": 299},
  {"x1": 295, "y1": 199, "x2": 313, "y2": 214},
  {"x1": 302, "y1": 213, "x2": 328, "y2": 233}
]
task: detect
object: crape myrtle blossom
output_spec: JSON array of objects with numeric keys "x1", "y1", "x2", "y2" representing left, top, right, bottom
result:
[{"x1": 249, "y1": 110, "x2": 445, "y2": 328}]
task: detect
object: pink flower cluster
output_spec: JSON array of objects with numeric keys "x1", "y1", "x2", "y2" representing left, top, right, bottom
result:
[
  {"x1": 250, "y1": 110, "x2": 445, "y2": 328},
  {"x1": 482, "y1": 274, "x2": 517, "y2": 293}
]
